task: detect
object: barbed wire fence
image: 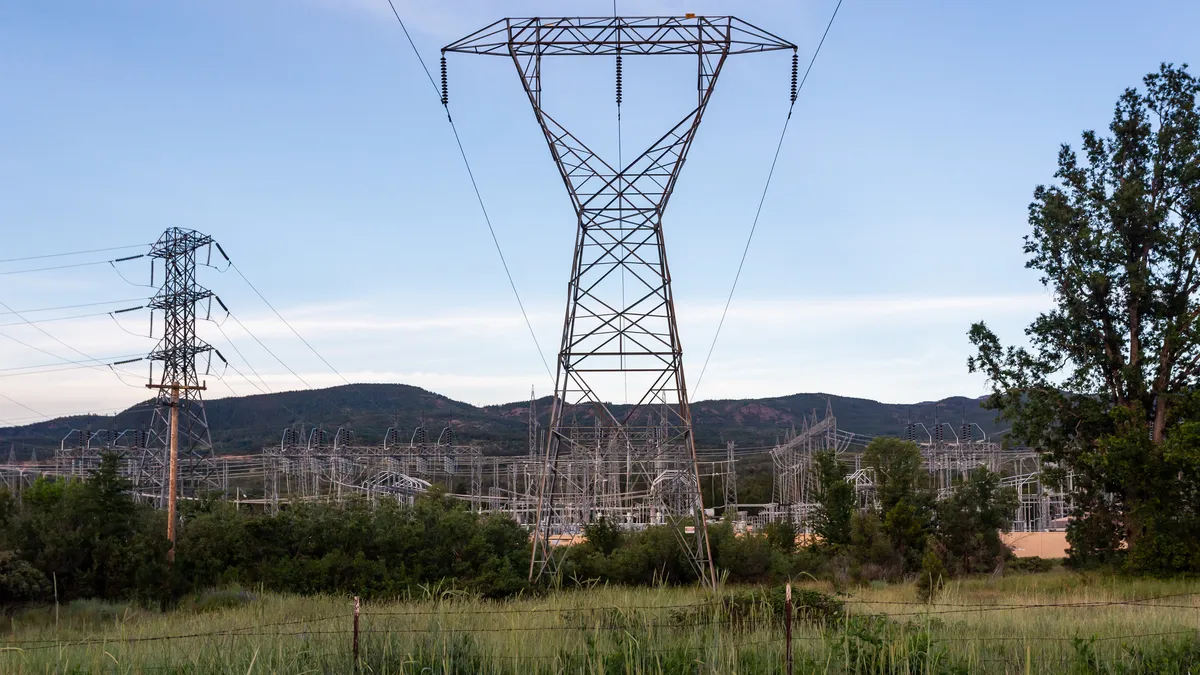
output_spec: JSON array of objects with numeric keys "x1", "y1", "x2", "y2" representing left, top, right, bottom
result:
[{"x1": 1, "y1": 587, "x2": 1196, "y2": 673}]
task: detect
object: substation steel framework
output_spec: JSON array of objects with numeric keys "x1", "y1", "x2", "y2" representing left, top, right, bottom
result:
[
  {"x1": 141, "y1": 227, "x2": 219, "y2": 506},
  {"x1": 444, "y1": 16, "x2": 796, "y2": 587}
]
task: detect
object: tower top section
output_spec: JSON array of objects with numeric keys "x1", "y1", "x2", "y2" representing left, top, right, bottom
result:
[{"x1": 444, "y1": 16, "x2": 796, "y2": 57}]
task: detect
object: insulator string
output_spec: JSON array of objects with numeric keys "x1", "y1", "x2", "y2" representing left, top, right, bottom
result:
[
  {"x1": 440, "y1": 54, "x2": 449, "y2": 106},
  {"x1": 790, "y1": 50, "x2": 799, "y2": 103},
  {"x1": 615, "y1": 52, "x2": 623, "y2": 109}
]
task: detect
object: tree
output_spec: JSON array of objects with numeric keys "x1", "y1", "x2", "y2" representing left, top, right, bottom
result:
[
  {"x1": 968, "y1": 64, "x2": 1200, "y2": 572},
  {"x1": 813, "y1": 450, "x2": 854, "y2": 550},
  {"x1": 582, "y1": 516, "x2": 622, "y2": 556},
  {"x1": 862, "y1": 438, "x2": 934, "y2": 572},
  {"x1": 935, "y1": 468, "x2": 1018, "y2": 574}
]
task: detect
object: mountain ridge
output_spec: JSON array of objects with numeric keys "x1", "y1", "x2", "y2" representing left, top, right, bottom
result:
[{"x1": 0, "y1": 384, "x2": 1005, "y2": 458}]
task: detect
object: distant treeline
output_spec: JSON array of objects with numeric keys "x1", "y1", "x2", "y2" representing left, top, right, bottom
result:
[{"x1": 0, "y1": 438, "x2": 1035, "y2": 606}]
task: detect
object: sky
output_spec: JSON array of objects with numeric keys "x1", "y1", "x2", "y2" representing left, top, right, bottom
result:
[{"x1": 1, "y1": 0, "x2": 1198, "y2": 426}]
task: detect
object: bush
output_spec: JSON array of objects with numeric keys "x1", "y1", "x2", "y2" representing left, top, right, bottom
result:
[
  {"x1": 916, "y1": 540, "x2": 946, "y2": 602},
  {"x1": 0, "y1": 550, "x2": 50, "y2": 603},
  {"x1": 1006, "y1": 556, "x2": 1056, "y2": 574},
  {"x1": 179, "y1": 588, "x2": 257, "y2": 613}
]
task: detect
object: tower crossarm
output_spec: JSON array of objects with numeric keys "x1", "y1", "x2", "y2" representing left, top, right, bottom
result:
[{"x1": 443, "y1": 17, "x2": 796, "y2": 56}]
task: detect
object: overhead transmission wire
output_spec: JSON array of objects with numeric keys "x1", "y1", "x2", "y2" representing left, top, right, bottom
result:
[
  {"x1": 209, "y1": 320, "x2": 274, "y2": 396},
  {"x1": 212, "y1": 304, "x2": 316, "y2": 392},
  {"x1": 384, "y1": 0, "x2": 554, "y2": 386},
  {"x1": 0, "y1": 307, "x2": 144, "y2": 328},
  {"x1": 0, "y1": 402, "x2": 158, "y2": 428},
  {"x1": 0, "y1": 249, "x2": 149, "y2": 278},
  {"x1": 201, "y1": 312, "x2": 318, "y2": 428},
  {"x1": 0, "y1": 298, "x2": 147, "y2": 315},
  {"x1": 205, "y1": 297, "x2": 354, "y2": 427},
  {"x1": 0, "y1": 243, "x2": 148, "y2": 264},
  {"x1": 0, "y1": 353, "x2": 143, "y2": 374},
  {"x1": 691, "y1": 0, "x2": 844, "y2": 400},
  {"x1": 0, "y1": 296, "x2": 147, "y2": 391},
  {"x1": 0, "y1": 249, "x2": 151, "y2": 396},
  {"x1": 217, "y1": 258, "x2": 396, "y2": 419},
  {"x1": 0, "y1": 260, "x2": 115, "y2": 276}
]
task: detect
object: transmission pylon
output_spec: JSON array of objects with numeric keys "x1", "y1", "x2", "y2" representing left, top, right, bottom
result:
[
  {"x1": 445, "y1": 16, "x2": 796, "y2": 588},
  {"x1": 141, "y1": 228, "x2": 219, "y2": 526}
]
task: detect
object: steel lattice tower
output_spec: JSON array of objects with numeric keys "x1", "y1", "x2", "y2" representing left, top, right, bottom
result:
[
  {"x1": 141, "y1": 228, "x2": 218, "y2": 509},
  {"x1": 445, "y1": 16, "x2": 795, "y2": 587}
]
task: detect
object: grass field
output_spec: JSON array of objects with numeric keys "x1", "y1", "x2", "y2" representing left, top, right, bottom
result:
[{"x1": 1, "y1": 571, "x2": 1198, "y2": 674}]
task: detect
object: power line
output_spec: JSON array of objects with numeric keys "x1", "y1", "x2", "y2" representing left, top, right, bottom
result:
[
  {"x1": 204, "y1": 318, "x2": 319, "y2": 427},
  {"x1": 220, "y1": 258, "x2": 398, "y2": 418},
  {"x1": 443, "y1": 119, "x2": 554, "y2": 383},
  {"x1": 0, "y1": 253, "x2": 145, "y2": 277},
  {"x1": 0, "y1": 392, "x2": 48, "y2": 420},
  {"x1": 218, "y1": 306, "x2": 316, "y2": 391},
  {"x1": 0, "y1": 298, "x2": 144, "y2": 389},
  {"x1": 0, "y1": 354, "x2": 144, "y2": 373},
  {"x1": 209, "y1": 320, "x2": 274, "y2": 395},
  {"x1": 212, "y1": 362, "x2": 315, "y2": 429},
  {"x1": 0, "y1": 243, "x2": 149, "y2": 264},
  {"x1": 0, "y1": 402, "x2": 157, "y2": 427},
  {"x1": 0, "y1": 260, "x2": 112, "y2": 276},
  {"x1": 0, "y1": 306, "x2": 142, "y2": 328},
  {"x1": 384, "y1": 0, "x2": 554, "y2": 385},
  {"x1": 0, "y1": 298, "x2": 148, "y2": 316},
  {"x1": 796, "y1": 0, "x2": 844, "y2": 98},
  {"x1": 691, "y1": 0, "x2": 843, "y2": 400},
  {"x1": 212, "y1": 302, "x2": 359, "y2": 423}
]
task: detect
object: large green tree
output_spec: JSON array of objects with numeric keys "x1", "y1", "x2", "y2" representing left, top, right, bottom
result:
[
  {"x1": 812, "y1": 449, "x2": 855, "y2": 550},
  {"x1": 968, "y1": 64, "x2": 1200, "y2": 572},
  {"x1": 862, "y1": 437, "x2": 934, "y2": 571}
]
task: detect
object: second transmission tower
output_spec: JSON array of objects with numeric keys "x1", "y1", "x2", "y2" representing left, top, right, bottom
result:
[{"x1": 141, "y1": 227, "x2": 219, "y2": 557}]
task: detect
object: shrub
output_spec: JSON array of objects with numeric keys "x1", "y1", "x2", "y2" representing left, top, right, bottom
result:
[
  {"x1": 0, "y1": 550, "x2": 50, "y2": 603},
  {"x1": 1007, "y1": 556, "x2": 1056, "y2": 574},
  {"x1": 916, "y1": 540, "x2": 946, "y2": 602}
]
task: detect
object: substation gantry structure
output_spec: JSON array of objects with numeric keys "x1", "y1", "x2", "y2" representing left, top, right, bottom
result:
[
  {"x1": 768, "y1": 404, "x2": 854, "y2": 528},
  {"x1": 443, "y1": 16, "x2": 798, "y2": 587}
]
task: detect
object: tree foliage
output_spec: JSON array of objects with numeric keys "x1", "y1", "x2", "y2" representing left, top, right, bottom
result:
[
  {"x1": 969, "y1": 63, "x2": 1200, "y2": 572},
  {"x1": 863, "y1": 438, "x2": 935, "y2": 571},
  {"x1": 935, "y1": 468, "x2": 1017, "y2": 575},
  {"x1": 813, "y1": 450, "x2": 855, "y2": 550}
]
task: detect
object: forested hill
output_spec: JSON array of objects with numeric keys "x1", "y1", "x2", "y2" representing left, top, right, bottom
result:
[{"x1": 0, "y1": 384, "x2": 1003, "y2": 457}]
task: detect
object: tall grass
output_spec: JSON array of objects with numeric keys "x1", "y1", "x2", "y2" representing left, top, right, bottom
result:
[{"x1": 1, "y1": 572, "x2": 1197, "y2": 674}]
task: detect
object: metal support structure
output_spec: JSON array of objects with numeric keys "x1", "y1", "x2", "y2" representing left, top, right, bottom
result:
[
  {"x1": 141, "y1": 228, "x2": 219, "y2": 506},
  {"x1": 769, "y1": 405, "x2": 852, "y2": 528},
  {"x1": 445, "y1": 15, "x2": 796, "y2": 589},
  {"x1": 723, "y1": 440, "x2": 737, "y2": 517}
]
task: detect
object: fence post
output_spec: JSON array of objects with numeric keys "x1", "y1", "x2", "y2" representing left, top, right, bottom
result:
[
  {"x1": 353, "y1": 596, "x2": 361, "y2": 672},
  {"x1": 785, "y1": 582, "x2": 793, "y2": 675}
]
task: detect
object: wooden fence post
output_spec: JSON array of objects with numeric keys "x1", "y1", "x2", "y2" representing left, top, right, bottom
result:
[
  {"x1": 785, "y1": 582, "x2": 793, "y2": 675},
  {"x1": 353, "y1": 596, "x2": 361, "y2": 672}
]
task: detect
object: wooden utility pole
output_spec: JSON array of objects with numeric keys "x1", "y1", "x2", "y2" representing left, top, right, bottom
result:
[{"x1": 146, "y1": 381, "x2": 205, "y2": 564}]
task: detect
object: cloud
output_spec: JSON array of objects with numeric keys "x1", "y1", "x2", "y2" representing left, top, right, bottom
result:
[{"x1": 0, "y1": 293, "x2": 1048, "y2": 423}]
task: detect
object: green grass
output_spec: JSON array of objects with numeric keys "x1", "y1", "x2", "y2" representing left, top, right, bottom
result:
[{"x1": 2, "y1": 572, "x2": 1198, "y2": 674}]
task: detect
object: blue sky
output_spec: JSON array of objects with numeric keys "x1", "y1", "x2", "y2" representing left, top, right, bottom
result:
[{"x1": 1, "y1": 0, "x2": 1198, "y2": 424}]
